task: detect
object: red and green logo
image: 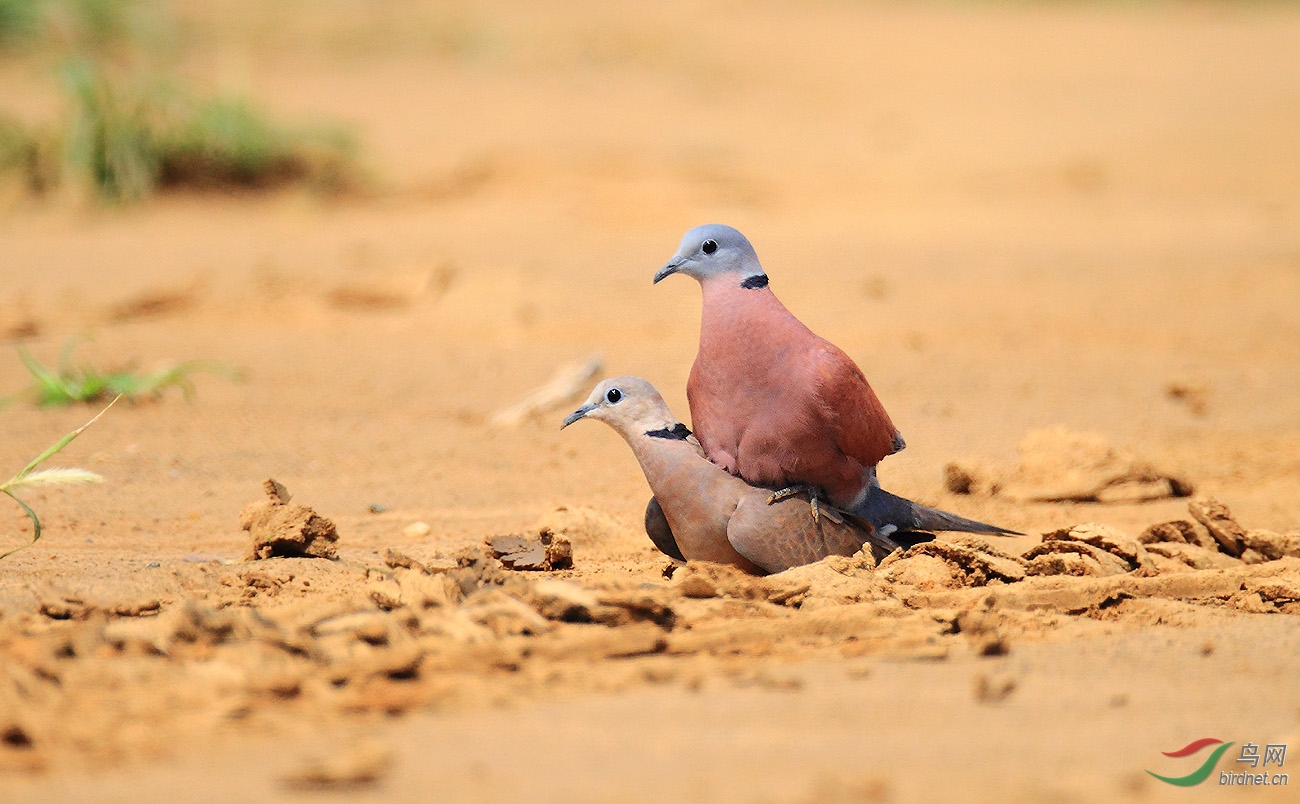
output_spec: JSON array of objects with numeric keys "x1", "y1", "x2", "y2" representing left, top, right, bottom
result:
[{"x1": 1146, "y1": 738, "x2": 1235, "y2": 786}]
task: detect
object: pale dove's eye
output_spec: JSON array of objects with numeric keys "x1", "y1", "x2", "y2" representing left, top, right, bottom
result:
[{"x1": 605, "y1": 388, "x2": 623, "y2": 404}]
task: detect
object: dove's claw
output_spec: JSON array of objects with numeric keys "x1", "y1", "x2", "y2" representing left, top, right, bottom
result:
[
  {"x1": 765, "y1": 482, "x2": 839, "y2": 524},
  {"x1": 767, "y1": 487, "x2": 797, "y2": 505}
]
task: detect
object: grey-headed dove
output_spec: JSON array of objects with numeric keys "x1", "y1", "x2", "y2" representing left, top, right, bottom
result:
[
  {"x1": 561, "y1": 377, "x2": 901, "y2": 574},
  {"x1": 655, "y1": 224, "x2": 1016, "y2": 537}
]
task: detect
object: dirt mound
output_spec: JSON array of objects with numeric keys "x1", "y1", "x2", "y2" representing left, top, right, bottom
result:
[{"x1": 946, "y1": 427, "x2": 1194, "y2": 504}]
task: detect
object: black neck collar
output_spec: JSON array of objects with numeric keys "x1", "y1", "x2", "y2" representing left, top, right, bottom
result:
[{"x1": 645, "y1": 423, "x2": 692, "y2": 441}]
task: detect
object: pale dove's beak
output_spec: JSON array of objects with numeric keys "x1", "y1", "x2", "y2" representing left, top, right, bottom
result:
[{"x1": 561, "y1": 403, "x2": 596, "y2": 429}]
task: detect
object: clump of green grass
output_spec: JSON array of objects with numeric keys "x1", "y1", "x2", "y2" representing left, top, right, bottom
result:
[
  {"x1": 155, "y1": 95, "x2": 358, "y2": 194},
  {"x1": 61, "y1": 58, "x2": 161, "y2": 201},
  {"x1": 0, "y1": 1, "x2": 361, "y2": 202},
  {"x1": 56, "y1": 61, "x2": 359, "y2": 202},
  {"x1": 1, "y1": 396, "x2": 115, "y2": 560},
  {"x1": 9, "y1": 342, "x2": 240, "y2": 407}
]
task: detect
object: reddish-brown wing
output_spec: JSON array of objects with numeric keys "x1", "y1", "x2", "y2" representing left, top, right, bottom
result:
[{"x1": 805, "y1": 341, "x2": 900, "y2": 472}]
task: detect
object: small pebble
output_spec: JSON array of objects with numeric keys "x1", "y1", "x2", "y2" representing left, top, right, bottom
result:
[
  {"x1": 368, "y1": 504, "x2": 389, "y2": 514},
  {"x1": 403, "y1": 521, "x2": 431, "y2": 539}
]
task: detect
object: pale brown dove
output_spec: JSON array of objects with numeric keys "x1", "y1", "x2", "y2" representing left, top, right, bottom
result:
[{"x1": 561, "y1": 376, "x2": 902, "y2": 574}]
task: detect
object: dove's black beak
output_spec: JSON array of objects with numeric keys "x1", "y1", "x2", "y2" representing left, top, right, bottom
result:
[
  {"x1": 561, "y1": 404, "x2": 596, "y2": 429},
  {"x1": 653, "y1": 259, "x2": 684, "y2": 284}
]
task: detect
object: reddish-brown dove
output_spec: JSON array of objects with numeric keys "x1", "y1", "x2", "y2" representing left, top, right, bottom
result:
[
  {"x1": 561, "y1": 377, "x2": 902, "y2": 574},
  {"x1": 655, "y1": 224, "x2": 1015, "y2": 537}
]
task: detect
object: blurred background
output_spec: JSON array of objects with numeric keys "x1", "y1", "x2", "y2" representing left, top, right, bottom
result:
[{"x1": 1, "y1": 3, "x2": 1300, "y2": 797}]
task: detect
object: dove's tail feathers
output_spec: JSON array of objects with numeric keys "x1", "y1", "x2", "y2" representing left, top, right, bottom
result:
[{"x1": 853, "y1": 486, "x2": 1020, "y2": 536}]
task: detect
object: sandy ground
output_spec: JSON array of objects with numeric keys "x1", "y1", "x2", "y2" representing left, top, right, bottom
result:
[{"x1": 2, "y1": 1, "x2": 1300, "y2": 801}]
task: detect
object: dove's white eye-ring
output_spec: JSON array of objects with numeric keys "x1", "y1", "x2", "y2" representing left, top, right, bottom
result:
[
  {"x1": 605, "y1": 388, "x2": 623, "y2": 404},
  {"x1": 702, "y1": 239, "x2": 718, "y2": 254}
]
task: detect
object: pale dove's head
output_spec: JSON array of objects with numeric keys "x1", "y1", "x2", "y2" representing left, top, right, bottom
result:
[{"x1": 561, "y1": 376, "x2": 680, "y2": 438}]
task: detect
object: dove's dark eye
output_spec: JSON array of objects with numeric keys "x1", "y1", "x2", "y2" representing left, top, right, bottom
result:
[
  {"x1": 702, "y1": 239, "x2": 718, "y2": 255},
  {"x1": 605, "y1": 388, "x2": 623, "y2": 404}
]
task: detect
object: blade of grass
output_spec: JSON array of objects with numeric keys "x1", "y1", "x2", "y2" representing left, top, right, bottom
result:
[
  {"x1": 0, "y1": 395, "x2": 118, "y2": 560},
  {"x1": 17, "y1": 345, "x2": 72, "y2": 397},
  {"x1": 0, "y1": 491, "x2": 42, "y2": 560},
  {"x1": 59, "y1": 335, "x2": 83, "y2": 375},
  {"x1": 12, "y1": 394, "x2": 119, "y2": 481}
]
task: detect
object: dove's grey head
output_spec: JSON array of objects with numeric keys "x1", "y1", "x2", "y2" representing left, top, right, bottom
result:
[
  {"x1": 653, "y1": 224, "x2": 767, "y2": 287},
  {"x1": 561, "y1": 376, "x2": 681, "y2": 437}
]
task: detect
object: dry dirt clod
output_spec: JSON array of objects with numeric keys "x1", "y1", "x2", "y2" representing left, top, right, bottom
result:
[
  {"x1": 1143, "y1": 542, "x2": 1241, "y2": 570},
  {"x1": 593, "y1": 589, "x2": 677, "y2": 629},
  {"x1": 245, "y1": 662, "x2": 304, "y2": 699},
  {"x1": 954, "y1": 608, "x2": 1010, "y2": 657},
  {"x1": 280, "y1": 741, "x2": 393, "y2": 791},
  {"x1": 486, "y1": 535, "x2": 547, "y2": 570},
  {"x1": 944, "y1": 462, "x2": 986, "y2": 495},
  {"x1": 1165, "y1": 381, "x2": 1209, "y2": 416},
  {"x1": 883, "y1": 540, "x2": 1026, "y2": 589},
  {"x1": 0, "y1": 720, "x2": 44, "y2": 773},
  {"x1": 527, "y1": 578, "x2": 600, "y2": 621},
  {"x1": 36, "y1": 591, "x2": 92, "y2": 621},
  {"x1": 1, "y1": 723, "x2": 35, "y2": 750},
  {"x1": 104, "y1": 600, "x2": 243, "y2": 654},
  {"x1": 1247, "y1": 579, "x2": 1300, "y2": 611},
  {"x1": 531, "y1": 622, "x2": 668, "y2": 662},
  {"x1": 1187, "y1": 497, "x2": 1247, "y2": 557},
  {"x1": 541, "y1": 529, "x2": 574, "y2": 569},
  {"x1": 676, "y1": 573, "x2": 720, "y2": 599},
  {"x1": 973, "y1": 673, "x2": 1017, "y2": 704},
  {"x1": 1048, "y1": 523, "x2": 1142, "y2": 561},
  {"x1": 670, "y1": 562, "x2": 767, "y2": 600},
  {"x1": 395, "y1": 568, "x2": 464, "y2": 610},
  {"x1": 384, "y1": 548, "x2": 428, "y2": 574},
  {"x1": 976, "y1": 635, "x2": 1010, "y2": 657},
  {"x1": 264, "y1": 478, "x2": 291, "y2": 504},
  {"x1": 241, "y1": 478, "x2": 339, "y2": 560},
  {"x1": 486, "y1": 531, "x2": 573, "y2": 571},
  {"x1": 731, "y1": 665, "x2": 805, "y2": 692},
  {"x1": 1138, "y1": 520, "x2": 1218, "y2": 551},
  {"x1": 368, "y1": 578, "x2": 403, "y2": 611},
  {"x1": 1242, "y1": 529, "x2": 1300, "y2": 561},
  {"x1": 457, "y1": 588, "x2": 553, "y2": 637},
  {"x1": 1034, "y1": 523, "x2": 1152, "y2": 573},
  {"x1": 312, "y1": 611, "x2": 393, "y2": 644},
  {"x1": 1023, "y1": 546, "x2": 1123, "y2": 577},
  {"x1": 1240, "y1": 549, "x2": 1269, "y2": 565}
]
